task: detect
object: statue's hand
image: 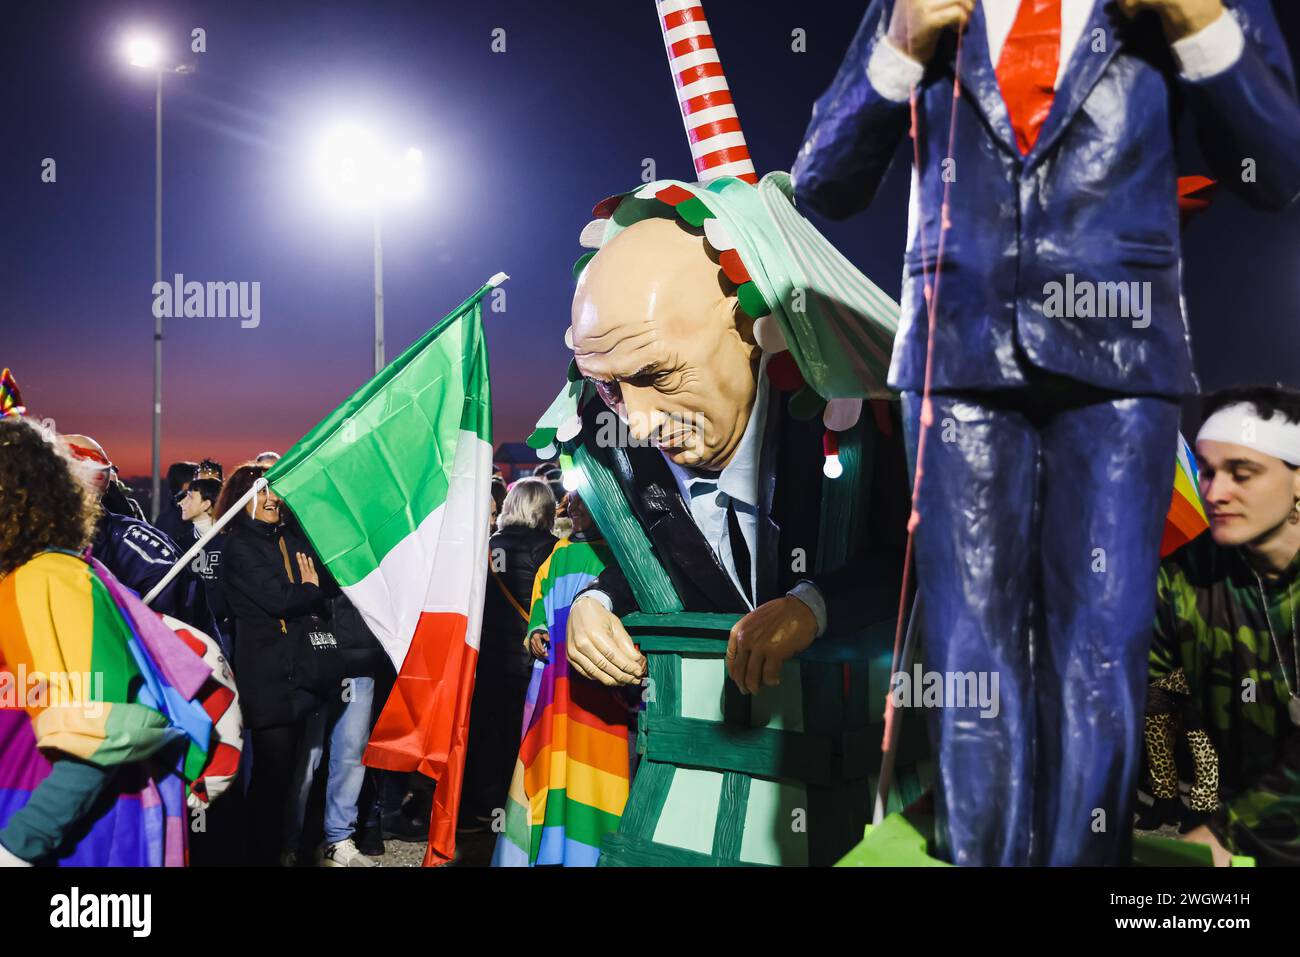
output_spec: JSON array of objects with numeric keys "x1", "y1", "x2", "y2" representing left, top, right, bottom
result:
[
  {"x1": 726, "y1": 596, "x2": 818, "y2": 696},
  {"x1": 567, "y1": 596, "x2": 647, "y2": 687},
  {"x1": 1116, "y1": 0, "x2": 1224, "y2": 42},
  {"x1": 887, "y1": 0, "x2": 975, "y2": 66}
]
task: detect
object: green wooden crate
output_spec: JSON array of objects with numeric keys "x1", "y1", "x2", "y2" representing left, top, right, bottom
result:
[{"x1": 599, "y1": 611, "x2": 931, "y2": 867}]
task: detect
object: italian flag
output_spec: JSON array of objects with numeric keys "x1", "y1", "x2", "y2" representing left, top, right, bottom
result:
[{"x1": 266, "y1": 277, "x2": 500, "y2": 866}]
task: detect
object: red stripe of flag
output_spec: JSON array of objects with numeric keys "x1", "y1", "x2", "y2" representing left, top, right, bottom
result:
[{"x1": 364, "y1": 610, "x2": 478, "y2": 867}]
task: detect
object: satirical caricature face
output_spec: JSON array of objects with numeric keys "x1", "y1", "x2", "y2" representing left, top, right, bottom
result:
[{"x1": 570, "y1": 216, "x2": 760, "y2": 472}]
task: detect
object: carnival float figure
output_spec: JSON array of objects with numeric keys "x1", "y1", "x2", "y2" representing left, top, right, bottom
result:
[
  {"x1": 792, "y1": 0, "x2": 1300, "y2": 865},
  {"x1": 524, "y1": 0, "x2": 920, "y2": 866}
]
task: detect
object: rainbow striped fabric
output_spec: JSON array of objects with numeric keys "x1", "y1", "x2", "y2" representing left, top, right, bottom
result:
[
  {"x1": 0, "y1": 368, "x2": 24, "y2": 418},
  {"x1": 1161, "y1": 434, "x2": 1209, "y2": 558},
  {"x1": 0, "y1": 551, "x2": 213, "y2": 866},
  {"x1": 493, "y1": 535, "x2": 637, "y2": 867}
]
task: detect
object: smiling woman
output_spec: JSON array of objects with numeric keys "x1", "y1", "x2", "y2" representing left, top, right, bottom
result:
[{"x1": 217, "y1": 461, "x2": 342, "y2": 865}]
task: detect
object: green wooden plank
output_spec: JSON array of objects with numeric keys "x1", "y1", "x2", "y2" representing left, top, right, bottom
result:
[
  {"x1": 636, "y1": 635, "x2": 730, "y2": 655},
  {"x1": 617, "y1": 760, "x2": 676, "y2": 841},
  {"x1": 623, "y1": 611, "x2": 741, "y2": 635},
  {"x1": 644, "y1": 715, "x2": 839, "y2": 786},
  {"x1": 712, "y1": 772, "x2": 752, "y2": 860},
  {"x1": 599, "y1": 832, "x2": 764, "y2": 867}
]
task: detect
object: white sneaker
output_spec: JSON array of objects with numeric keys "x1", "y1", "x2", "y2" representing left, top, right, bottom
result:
[{"x1": 319, "y1": 838, "x2": 377, "y2": 868}]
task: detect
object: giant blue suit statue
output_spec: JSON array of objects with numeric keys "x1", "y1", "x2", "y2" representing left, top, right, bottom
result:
[{"x1": 793, "y1": 0, "x2": 1300, "y2": 865}]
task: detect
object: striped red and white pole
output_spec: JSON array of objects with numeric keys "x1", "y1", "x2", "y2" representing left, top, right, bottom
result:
[{"x1": 656, "y1": 0, "x2": 758, "y2": 185}]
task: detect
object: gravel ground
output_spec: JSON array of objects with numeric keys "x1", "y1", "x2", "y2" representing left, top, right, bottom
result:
[{"x1": 370, "y1": 830, "x2": 497, "y2": 867}]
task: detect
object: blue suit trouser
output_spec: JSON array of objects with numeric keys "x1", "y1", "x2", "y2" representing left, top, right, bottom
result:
[{"x1": 901, "y1": 385, "x2": 1180, "y2": 866}]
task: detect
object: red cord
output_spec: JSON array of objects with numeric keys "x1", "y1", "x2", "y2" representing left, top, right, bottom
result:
[{"x1": 882, "y1": 24, "x2": 968, "y2": 758}]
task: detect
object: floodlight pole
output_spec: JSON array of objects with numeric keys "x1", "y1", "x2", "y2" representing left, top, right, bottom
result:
[
  {"x1": 151, "y1": 68, "x2": 163, "y2": 520},
  {"x1": 373, "y1": 209, "x2": 385, "y2": 375}
]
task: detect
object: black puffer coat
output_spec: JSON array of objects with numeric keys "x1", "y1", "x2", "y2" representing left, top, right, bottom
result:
[
  {"x1": 221, "y1": 512, "x2": 335, "y2": 729},
  {"x1": 481, "y1": 524, "x2": 557, "y2": 681}
]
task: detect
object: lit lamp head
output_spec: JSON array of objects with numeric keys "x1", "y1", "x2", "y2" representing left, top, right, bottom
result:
[
  {"x1": 314, "y1": 124, "x2": 425, "y2": 210},
  {"x1": 125, "y1": 36, "x2": 162, "y2": 69}
]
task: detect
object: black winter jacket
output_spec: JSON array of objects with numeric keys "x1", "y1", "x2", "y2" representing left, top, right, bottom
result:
[
  {"x1": 221, "y1": 512, "x2": 336, "y2": 729},
  {"x1": 482, "y1": 524, "x2": 557, "y2": 681}
]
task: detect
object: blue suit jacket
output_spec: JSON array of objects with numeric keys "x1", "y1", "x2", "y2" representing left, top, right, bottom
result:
[{"x1": 793, "y1": 1, "x2": 1300, "y2": 396}]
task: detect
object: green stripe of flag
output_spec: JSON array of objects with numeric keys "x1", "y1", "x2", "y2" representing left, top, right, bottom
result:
[
  {"x1": 529, "y1": 788, "x2": 623, "y2": 849},
  {"x1": 266, "y1": 283, "x2": 494, "y2": 587}
]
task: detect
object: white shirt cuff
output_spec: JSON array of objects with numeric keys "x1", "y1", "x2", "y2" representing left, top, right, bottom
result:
[
  {"x1": 0, "y1": 839, "x2": 33, "y2": 867},
  {"x1": 867, "y1": 37, "x2": 925, "y2": 104},
  {"x1": 787, "y1": 580, "x2": 828, "y2": 638},
  {"x1": 1173, "y1": 9, "x2": 1245, "y2": 82},
  {"x1": 575, "y1": 590, "x2": 613, "y2": 613}
]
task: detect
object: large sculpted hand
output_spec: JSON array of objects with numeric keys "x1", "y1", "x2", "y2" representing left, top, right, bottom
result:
[
  {"x1": 1117, "y1": 0, "x2": 1225, "y2": 41},
  {"x1": 567, "y1": 596, "x2": 647, "y2": 687},
  {"x1": 887, "y1": 0, "x2": 975, "y2": 65},
  {"x1": 725, "y1": 596, "x2": 818, "y2": 696}
]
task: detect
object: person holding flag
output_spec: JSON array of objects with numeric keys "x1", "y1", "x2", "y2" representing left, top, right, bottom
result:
[{"x1": 262, "y1": 275, "x2": 504, "y2": 866}]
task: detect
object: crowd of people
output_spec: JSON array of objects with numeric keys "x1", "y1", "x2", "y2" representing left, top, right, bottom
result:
[
  {"x1": 3, "y1": 386, "x2": 1300, "y2": 867},
  {"x1": 0, "y1": 413, "x2": 616, "y2": 867}
]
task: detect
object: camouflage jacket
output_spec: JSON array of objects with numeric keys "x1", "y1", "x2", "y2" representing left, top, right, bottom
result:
[{"x1": 1151, "y1": 533, "x2": 1300, "y2": 865}]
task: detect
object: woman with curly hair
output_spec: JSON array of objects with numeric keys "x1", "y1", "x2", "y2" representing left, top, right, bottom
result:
[{"x1": 0, "y1": 417, "x2": 214, "y2": 866}]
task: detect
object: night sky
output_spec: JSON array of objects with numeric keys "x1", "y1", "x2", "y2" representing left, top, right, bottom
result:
[{"x1": 5, "y1": 1, "x2": 1300, "y2": 478}]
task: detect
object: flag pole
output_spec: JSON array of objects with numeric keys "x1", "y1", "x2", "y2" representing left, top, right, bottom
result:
[{"x1": 142, "y1": 478, "x2": 267, "y2": 606}]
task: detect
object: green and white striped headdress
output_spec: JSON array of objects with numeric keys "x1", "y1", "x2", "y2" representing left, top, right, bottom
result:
[{"x1": 530, "y1": 0, "x2": 899, "y2": 456}]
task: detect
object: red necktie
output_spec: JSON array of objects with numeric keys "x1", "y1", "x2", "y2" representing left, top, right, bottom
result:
[{"x1": 996, "y1": 0, "x2": 1062, "y2": 154}]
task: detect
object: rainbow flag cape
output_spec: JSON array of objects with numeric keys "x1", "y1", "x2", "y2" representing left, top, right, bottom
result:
[
  {"x1": 492, "y1": 535, "x2": 637, "y2": 867},
  {"x1": 1161, "y1": 434, "x2": 1209, "y2": 558},
  {"x1": 0, "y1": 551, "x2": 213, "y2": 866},
  {"x1": 0, "y1": 369, "x2": 25, "y2": 419}
]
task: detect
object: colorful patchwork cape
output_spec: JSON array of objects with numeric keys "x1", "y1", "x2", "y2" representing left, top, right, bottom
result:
[
  {"x1": 493, "y1": 535, "x2": 637, "y2": 866},
  {"x1": 0, "y1": 551, "x2": 213, "y2": 865}
]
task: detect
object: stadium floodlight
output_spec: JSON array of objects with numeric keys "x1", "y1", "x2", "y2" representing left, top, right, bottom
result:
[{"x1": 314, "y1": 123, "x2": 426, "y2": 373}]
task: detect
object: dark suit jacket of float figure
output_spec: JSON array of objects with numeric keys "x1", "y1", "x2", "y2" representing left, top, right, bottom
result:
[
  {"x1": 581, "y1": 386, "x2": 910, "y2": 631},
  {"x1": 792, "y1": 0, "x2": 1300, "y2": 397},
  {"x1": 791, "y1": 0, "x2": 1300, "y2": 867}
]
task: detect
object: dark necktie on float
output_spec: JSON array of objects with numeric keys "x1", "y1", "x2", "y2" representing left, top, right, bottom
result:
[
  {"x1": 725, "y1": 496, "x2": 754, "y2": 607},
  {"x1": 996, "y1": 0, "x2": 1063, "y2": 154}
]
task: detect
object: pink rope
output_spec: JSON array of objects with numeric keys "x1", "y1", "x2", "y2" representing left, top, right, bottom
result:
[{"x1": 881, "y1": 23, "x2": 968, "y2": 768}]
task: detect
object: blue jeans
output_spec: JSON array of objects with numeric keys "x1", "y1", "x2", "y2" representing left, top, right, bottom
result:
[
  {"x1": 289, "y1": 677, "x2": 375, "y2": 847},
  {"x1": 902, "y1": 387, "x2": 1179, "y2": 866}
]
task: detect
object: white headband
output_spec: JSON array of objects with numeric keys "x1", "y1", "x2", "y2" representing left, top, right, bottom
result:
[{"x1": 1197, "y1": 402, "x2": 1300, "y2": 467}]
